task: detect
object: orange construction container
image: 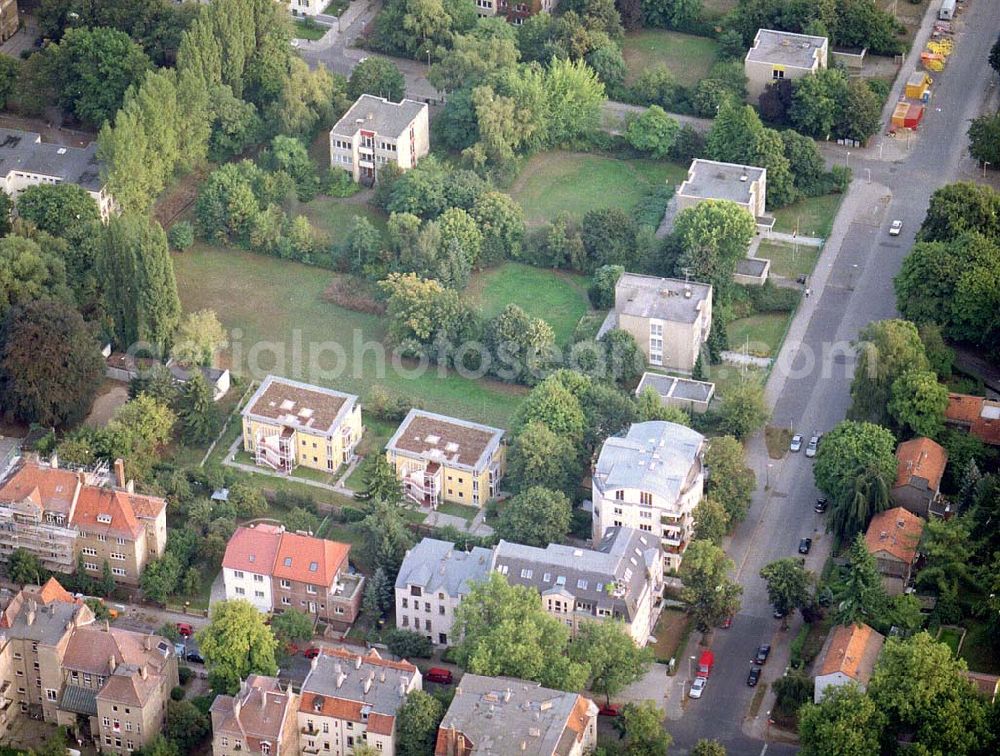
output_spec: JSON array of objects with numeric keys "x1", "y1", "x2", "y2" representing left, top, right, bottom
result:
[{"x1": 892, "y1": 102, "x2": 924, "y2": 130}]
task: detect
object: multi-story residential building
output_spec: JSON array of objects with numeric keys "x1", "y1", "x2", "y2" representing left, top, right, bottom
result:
[
  {"x1": 597, "y1": 274, "x2": 713, "y2": 374},
  {"x1": 434, "y1": 675, "x2": 597, "y2": 756},
  {"x1": 287, "y1": 0, "x2": 323, "y2": 17},
  {"x1": 242, "y1": 376, "x2": 363, "y2": 476},
  {"x1": 676, "y1": 159, "x2": 770, "y2": 226},
  {"x1": 0, "y1": 127, "x2": 116, "y2": 219},
  {"x1": 297, "y1": 648, "x2": 421, "y2": 756},
  {"x1": 891, "y1": 437, "x2": 948, "y2": 518},
  {"x1": 385, "y1": 410, "x2": 506, "y2": 509},
  {"x1": 474, "y1": 0, "x2": 559, "y2": 24},
  {"x1": 210, "y1": 675, "x2": 299, "y2": 756},
  {"x1": 221, "y1": 525, "x2": 364, "y2": 629},
  {"x1": 394, "y1": 539, "x2": 492, "y2": 647},
  {"x1": 493, "y1": 527, "x2": 663, "y2": 646},
  {"x1": 0, "y1": 0, "x2": 18, "y2": 43},
  {"x1": 744, "y1": 29, "x2": 828, "y2": 100},
  {"x1": 592, "y1": 421, "x2": 707, "y2": 573},
  {"x1": 0, "y1": 459, "x2": 167, "y2": 585},
  {"x1": 329, "y1": 95, "x2": 429, "y2": 186},
  {"x1": 0, "y1": 579, "x2": 178, "y2": 750}
]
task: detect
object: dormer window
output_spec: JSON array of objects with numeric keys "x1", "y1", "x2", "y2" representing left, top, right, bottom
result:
[
  {"x1": 97, "y1": 514, "x2": 112, "y2": 524},
  {"x1": 284, "y1": 557, "x2": 292, "y2": 567},
  {"x1": 261, "y1": 743, "x2": 271, "y2": 755},
  {"x1": 308, "y1": 562, "x2": 318, "y2": 572}
]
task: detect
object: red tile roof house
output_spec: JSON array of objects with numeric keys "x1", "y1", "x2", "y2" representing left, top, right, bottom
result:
[
  {"x1": 945, "y1": 393, "x2": 1000, "y2": 445},
  {"x1": 865, "y1": 507, "x2": 925, "y2": 595},
  {"x1": 222, "y1": 524, "x2": 364, "y2": 630},
  {"x1": 298, "y1": 648, "x2": 421, "y2": 756},
  {"x1": 891, "y1": 437, "x2": 948, "y2": 518},
  {"x1": 210, "y1": 675, "x2": 299, "y2": 756},
  {"x1": 813, "y1": 623, "x2": 885, "y2": 703}
]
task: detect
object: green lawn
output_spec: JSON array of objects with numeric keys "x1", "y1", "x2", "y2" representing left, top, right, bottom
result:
[
  {"x1": 436, "y1": 502, "x2": 479, "y2": 521},
  {"x1": 772, "y1": 193, "x2": 845, "y2": 239},
  {"x1": 466, "y1": 263, "x2": 591, "y2": 347},
  {"x1": 300, "y1": 196, "x2": 388, "y2": 238},
  {"x1": 701, "y1": 0, "x2": 737, "y2": 21},
  {"x1": 937, "y1": 627, "x2": 964, "y2": 657},
  {"x1": 622, "y1": 30, "x2": 720, "y2": 88},
  {"x1": 173, "y1": 244, "x2": 527, "y2": 428},
  {"x1": 727, "y1": 313, "x2": 791, "y2": 358},
  {"x1": 960, "y1": 621, "x2": 1000, "y2": 673},
  {"x1": 701, "y1": 362, "x2": 767, "y2": 401},
  {"x1": 292, "y1": 19, "x2": 327, "y2": 41},
  {"x1": 343, "y1": 419, "x2": 397, "y2": 493},
  {"x1": 323, "y1": 0, "x2": 350, "y2": 14},
  {"x1": 757, "y1": 241, "x2": 821, "y2": 280},
  {"x1": 509, "y1": 151, "x2": 687, "y2": 226}
]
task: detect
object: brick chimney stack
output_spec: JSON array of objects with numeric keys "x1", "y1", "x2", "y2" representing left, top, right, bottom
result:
[{"x1": 114, "y1": 459, "x2": 126, "y2": 489}]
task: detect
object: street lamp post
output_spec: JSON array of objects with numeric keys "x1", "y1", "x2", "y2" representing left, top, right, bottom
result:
[
  {"x1": 984, "y1": 161, "x2": 991, "y2": 178},
  {"x1": 766, "y1": 463, "x2": 773, "y2": 490},
  {"x1": 846, "y1": 151, "x2": 851, "y2": 168}
]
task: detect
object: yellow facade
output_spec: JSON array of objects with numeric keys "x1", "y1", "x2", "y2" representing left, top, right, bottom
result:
[
  {"x1": 387, "y1": 442, "x2": 506, "y2": 508},
  {"x1": 242, "y1": 404, "x2": 363, "y2": 473}
]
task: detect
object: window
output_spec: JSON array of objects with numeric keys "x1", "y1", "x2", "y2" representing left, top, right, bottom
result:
[
  {"x1": 127, "y1": 741, "x2": 134, "y2": 752},
  {"x1": 439, "y1": 605, "x2": 445, "y2": 615},
  {"x1": 401, "y1": 598, "x2": 408, "y2": 609},
  {"x1": 322, "y1": 722, "x2": 329, "y2": 733},
  {"x1": 112, "y1": 568, "x2": 127, "y2": 576},
  {"x1": 772, "y1": 68, "x2": 785, "y2": 80},
  {"x1": 520, "y1": 569, "x2": 533, "y2": 579},
  {"x1": 402, "y1": 616, "x2": 409, "y2": 627},
  {"x1": 235, "y1": 587, "x2": 246, "y2": 596},
  {"x1": 261, "y1": 744, "x2": 271, "y2": 755},
  {"x1": 104, "y1": 716, "x2": 112, "y2": 728},
  {"x1": 640, "y1": 492, "x2": 652, "y2": 506},
  {"x1": 117, "y1": 537, "x2": 126, "y2": 546},
  {"x1": 424, "y1": 602, "x2": 430, "y2": 612},
  {"x1": 45, "y1": 688, "x2": 56, "y2": 701},
  {"x1": 97, "y1": 534, "x2": 107, "y2": 542},
  {"x1": 281, "y1": 597, "x2": 291, "y2": 605},
  {"x1": 615, "y1": 490, "x2": 624, "y2": 501},
  {"x1": 425, "y1": 619, "x2": 431, "y2": 631},
  {"x1": 85, "y1": 562, "x2": 98, "y2": 571},
  {"x1": 640, "y1": 524, "x2": 652, "y2": 532},
  {"x1": 125, "y1": 722, "x2": 132, "y2": 731},
  {"x1": 306, "y1": 585, "x2": 317, "y2": 595},
  {"x1": 543, "y1": 573, "x2": 551, "y2": 583},
  {"x1": 410, "y1": 586, "x2": 422, "y2": 597},
  {"x1": 255, "y1": 591, "x2": 265, "y2": 598},
  {"x1": 640, "y1": 510, "x2": 651, "y2": 519},
  {"x1": 576, "y1": 579, "x2": 588, "y2": 590},
  {"x1": 253, "y1": 574, "x2": 264, "y2": 582},
  {"x1": 222, "y1": 738, "x2": 229, "y2": 748},
  {"x1": 280, "y1": 579, "x2": 291, "y2": 589},
  {"x1": 234, "y1": 571, "x2": 244, "y2": 579},
  {"x1": 82, "y1": 547, "x2": 97, "y2": 557}
]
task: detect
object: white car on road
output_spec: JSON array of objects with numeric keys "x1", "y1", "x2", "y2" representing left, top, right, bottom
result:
[
  {"x1": 889, "y1": 219, "x2": 903, "y2": 236},
  {"x1": 690, "y1": 676, "x2": 707, "y2": 699},
  {"x1": 805, "y1": 435, "x2": 820, "y2": 458},
  {"x1": 790, "y1": 434, "x2": 803, "y2": 452}
]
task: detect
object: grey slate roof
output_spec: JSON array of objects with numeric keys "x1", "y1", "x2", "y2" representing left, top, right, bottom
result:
[
  {"x1": 492, "y1": 527, "x2": 658, "y2": 623},
  {"x1": 0, "y1": 128, "x2": 103, "y2": 190},
  {"x1": 615, "y1": 273, "x2": 711, "y2": 325},
  {"x1": 679, "y1": 159, "x2": 765, "y2": 205},
  {"x1": 747, "y1": 29, "x2": 827, "y2": 68},
  {"x1": 301, "y1": 650, "x2": 416, "y2": 719},
  {"x1": 594, "y1": 421, "x2": 705, "y2": 503},
  {"x1": 331, "y1": 95, "x2": 427, "y2": 139},
  {"x1": 395, "y1": 538, "x2": 492, "y2": 597},
  {"x1": 440, "y1": 675, "x2": 594, "y2": 756},
  {"x1": 0, "y1": 599, "x2": 85, "y2": 645}
]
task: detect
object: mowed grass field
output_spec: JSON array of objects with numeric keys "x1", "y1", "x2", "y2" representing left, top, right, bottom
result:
[
  {"x1": 466, "y1": 263, "x2": 591, "y2": 347},
  {"x1": 298, "y1": 195, "x2": 388, "y2": 240},
  {"x1": 772, "y1": 193, "x2": 845, "y2": 239},
  {"x1": 509, "y1": 151, "x2": 687, "y2": 226},
  {"x1": 757, "y1": 241, "x2": 821, "y2": 280},
  {"x1": 173, "y1": 244, "x2": 527, "y2": 428},
  {"x1": 727, "y1": 312, "x2": 792, "y2": 358},
  {"x1": 622, "y1": 30, "x2": 721, "y2": 87}
]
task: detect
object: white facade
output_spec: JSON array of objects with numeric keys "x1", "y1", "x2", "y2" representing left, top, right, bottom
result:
[
  {"x1": 329, "y1": 96, "x2": 430, "y2": 186},
  {"x1": 222, "y1": 566, "x2": 273, "y2": 613},
  {"x1": 288, "y1": 0, "x2": 323, "y2": 17},
  {"x1": 592, "y1": 422, "x2": 706, "y2": 573}
]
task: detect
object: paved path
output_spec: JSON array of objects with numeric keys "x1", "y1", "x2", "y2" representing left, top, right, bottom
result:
[{"x1": 766, "y1": 231, "x2": 824, "y2": 247}]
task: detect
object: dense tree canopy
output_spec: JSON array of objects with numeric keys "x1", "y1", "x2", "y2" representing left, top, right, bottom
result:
[
  {"x1": 0, "y1": 236, "x2": 72, "y2": 320},
  {"x1": 570, "y1": 620, "x2": 653, "y2": 705},
  {"x1": 704, "y1": 436, "x2": 756, "y2": 524},
  {"x1": 760, "y1": 558, "x2": 813, "y2": 623},
  {"x1": 348, "y1": 57, "x2": 406, "y2": 102},
  {"x1": 495, "y1": 486, "x2": 572, "y2": 547},
  {"x1": 799, "y1": 684, "x2": 887, "y2": 756},
  {"x1": 680, "y1": 539, "x2": 743, "y2": 631},
  {"x1": 395, "y1": 690, "x2": 444, "y2": 756},
  {"x1": 196, "y1": 599, "x2": 278, "y2": 694},
  {"x1": 849, "y1": 319, "x2": 930, "y2": 426}
]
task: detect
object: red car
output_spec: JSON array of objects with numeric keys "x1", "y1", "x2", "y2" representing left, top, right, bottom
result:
[
  {"x1": 598, "y1": 703, "x2": 622, "y2": 718},
  {"x1": 720, "y1": 616, "x2": 733, "y2": 629},
  {"x1": 176, "y1": 622, "x2": 194, "y2": 637},
  {"x1": 303, "y1": 647, "x2": 322, "y2": 659},
  {"x1": 425, "y1": 668, "x2": 453, "y2": 685}
]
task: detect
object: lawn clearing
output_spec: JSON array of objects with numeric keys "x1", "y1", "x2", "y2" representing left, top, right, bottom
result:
[
  {"x1": 772, "y1": 193, "x2": 844, "y2": 239},
  {"x1": 960, "y1": 620, "x2": 1000, "y2": 673},
  {"x1": 727, "y1": 313, "x2": 791, "y2": 358},
  {"x1": 937, "y1": 626, "x2": 965, "y2": 657},
  {"x1": 650, "y1": 608, "x2": 691, "y2": 664},
  {"x1": 173, "y1": 244, "x2": 526, "y2": 428},
  {"x1": 292, "y1": 19, "x2": 327, "y2": 41},
  {"x1": 509, "y1": 151, "x2": 687, "y2": 226},
  {"x1": 436, "y1": 502, "x2": 479, "y2": 521},
  {"x1": 701, "y1": 363, "x2": 767, "y2": 402},
  {"x1": 343, "y1": 419, "x2": 397, "y2": 493},
  {"x1": 765, "y1": 425, "x2": 793, "y2": 459},
  {"x1": 701, "y1": 0, "x2": 737, "y2": 21},
  {"x1": 622, "y1": 30, "x2": 720, "y2": 88},
  {"x1": 466, "y1": 263, "x2": 591, "y2": 347},
  {"x1": 757, "y1": 241, "x2": 821, "y2": 280},
  {"x1": 299, "y1": 196, "x2": 388, "y2": 240}
]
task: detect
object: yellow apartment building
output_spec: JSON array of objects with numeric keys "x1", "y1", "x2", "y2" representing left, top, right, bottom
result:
[
  {"x1": 241, "y1": 376, "x2": 362, "y2": 475},
  {"x1": 385, "y1": 410, "x2": 505, "y2": 509}
]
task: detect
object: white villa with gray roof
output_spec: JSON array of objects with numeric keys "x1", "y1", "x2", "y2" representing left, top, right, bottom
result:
[
  {"x1": 493, "y1": 527, "x2": 663, "y2": 646},
  {"x1": 592, "y1": 421, "x2": 707, "y2": 572},
  {"x1": 394, "y1": 539, "x2": 493, "y2": 647},
  {"x1": 329, "y1": 94, "x2": 429, "y2": 186}
]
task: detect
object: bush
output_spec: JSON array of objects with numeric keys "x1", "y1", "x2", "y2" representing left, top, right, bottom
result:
[
  {"x1": 339, "y1": 505, "x2": 367, "y2": 523},
  {"x1": 588, "y1": 265, "x2": 625, "y2": 309},
  {"x1": 866, "y1": 78, "x2": 891, "y2": 104},
  {"x1": 748, "y1": 282, "x2": 801, "y2": 313},
  {"x1": 322, "y1": 168, "x2": 361, "y2": 198},
  {"x1": 171, "y1": 686, "x2": 186, "y2": 701},
  {"x1": 384, "y1": 628, "x2": 433, "y2": 659},
  {"x1": 168, "y1": 222, "x2": 195, "y2": 251},
  {"x1": 178, "y1": 667, "x2": 194, "y2": 685}
]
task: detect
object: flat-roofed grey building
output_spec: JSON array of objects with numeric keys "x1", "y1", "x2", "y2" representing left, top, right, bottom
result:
[
  {"x1": 745, "y1": 28, "x2": 828, "y2": 100},
  {"x1": 329, "y1": 95, "x2": 429, "y2": 186}
]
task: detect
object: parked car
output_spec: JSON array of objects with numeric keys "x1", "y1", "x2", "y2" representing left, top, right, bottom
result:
[
  {"x1": 598, "y1": 703, "x2": 623, "y2": 718},
  {"x1": 805, "y1": 436, "x2": 820, "y2": 458},
  {"x1": 176, "y1": 622, "x2": 194, "y2": 637},
  {"x1": 303, "y1": 647, "x2": 321, "y2": 659},
  {"x1": 425, "y1": 668, "x2": 454, "y2": 685},
  {"x1": 799, "y1": 537, "x2": 813, "y2": 554},
  {"x1": 185, "y1": 651, "x2": 205, "y2": 664},
  {"x1": 747, "y1": 666, "x2": 761, "y2": 687},
  {"x1": 754, "y1": 645, "x2": 771, "y2": 665},
  {"x1": 889, "y1": 219, "x2": 903, "y2": 236},
  {"x1": 690, "y1": 676, "x2": 707, "y2": 699},
  {"x1": 814, "y1": 498, "x2": 828, "y2": 513},
  {"x1": 773, "y1": 606, "x2": 786, "y2": 619},
  {"x1": 790, "y1": 434, "x2": 803, "y2": 452}
]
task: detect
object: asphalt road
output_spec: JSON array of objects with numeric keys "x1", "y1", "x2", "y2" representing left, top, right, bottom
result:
[{"x1": 664, "y1": 2, "x2": 1000, "y2": 753}]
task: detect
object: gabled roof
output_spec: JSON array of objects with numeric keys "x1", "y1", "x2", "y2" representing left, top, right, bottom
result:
[
  {"x1": 272, "y1": 532, "x2": 350, "y2": 588},
  {"x1": 62, "y1": 625, "x2": 172, "y2": 677},
  {"x1": 0, "y1": 463, "x2": 82, "y2": 515},
  {"x1": 395, "y1": 539, "x2": 492, "y2": 597},
  {"x1": 33, "y1": 576, "x2": 78, "y2": 605},
  {"x1": 865, "y1": 507, "x2": 924, "y2": 564},
  {"x1": 945, "y1": 392, "x2": 983, "y2": 425},
  {"x1": 211, "y1": 675, "x2": 296, "y2": 746},
  {"x1": 894, "y1": 437, "x2": 947, "y2": 490},
  {"x1": 817, "y1": 623, "x2": 885, "y2": 684},
  {"x1": 70, "y1": 486, "x2": 143, "y2": 539},
  {"x1": 222, "y1": 524, "x2": 283, "y2": 575}
]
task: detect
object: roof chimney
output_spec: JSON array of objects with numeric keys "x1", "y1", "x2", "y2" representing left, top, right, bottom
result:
[
  {"x1": 399, "y1": 676, "x2": 408, "y2": 696},
  {"x1": 113, "y1": 459, "x2": 126, "y2": 489},
  {"x1": 51, "y1": 453, "x2": 59, "y2": 469},
  {"x1": 364, "y1": 672, "x2": 374, "y2": 694},
  {"x1": 140, "y1": 665, "x2": 148, "y2": 680}
]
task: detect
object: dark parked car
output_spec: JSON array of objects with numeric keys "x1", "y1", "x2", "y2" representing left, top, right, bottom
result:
[
  {"x1": 754, "y1": 644, "x2": 771, "y2": 665},
  {"x1": 303, "y1": 647, "x2": 321, "y2": 659},
  {"x1": 773, "y1": 606, "x2": 785, "y2": 619},
  {"x1": 425, "y1": 668, "x2": 454, "y2": 685},
  {"x1": 799, "y1": 537, "x2": 812, "y2": 554},
  {"x1": 185, "y1": 651, "x2": 205, "y2": 664},
  {"x1": 747, "y1": 666, "x2": 761, "y2": 687},
  {"x1": 814, "y1": 498, "x2": 828, "y2": 513},
  {"x1": 598, "y1": 703, "x2": 622, "y2": 717}
]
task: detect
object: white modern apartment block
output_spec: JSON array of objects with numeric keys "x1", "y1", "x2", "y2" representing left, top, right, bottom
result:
[
  {"x1": 329, "y1": 95, "x2": 429, "y2": 186},
  {"x1": 221, "y1": 524, "x2": 281, "y2": 613},
  {"x1": 592, "y1": 421, "x2": 707, "y2": 573},
  {"x1": 394, "y1": 539, "x2": 492, "y2": 647}
]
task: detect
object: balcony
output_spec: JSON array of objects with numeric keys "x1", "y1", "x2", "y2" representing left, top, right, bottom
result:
[
  {"x1": 403, "y1": 463, "x2": 442, "y2": 507},
  {"x1": 302, "y1": 745, "x2": 320, "y2": 755},
  {"x1": 300, "y1": 725, "x2": 319, "y2": 736}
]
